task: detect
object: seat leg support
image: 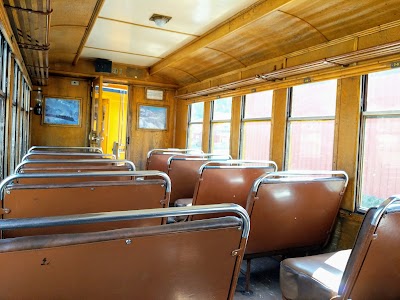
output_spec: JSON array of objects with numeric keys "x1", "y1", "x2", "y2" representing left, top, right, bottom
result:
[{"x1": 241, "y1": 258, "x2": 253, "y2": 296}]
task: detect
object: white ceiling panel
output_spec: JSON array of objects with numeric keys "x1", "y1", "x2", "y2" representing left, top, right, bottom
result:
[
  {"x1": 99, "y1": 0, "x2": 261, "y2": 35},
  {"x1": 80, "y1": 47, "x2": 161, "y2": 67},
  {"x1": 86, "y1": 18, "x2": 196, "y2": 58}
]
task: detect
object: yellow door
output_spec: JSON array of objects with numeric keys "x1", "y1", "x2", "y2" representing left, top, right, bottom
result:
[{"x1": 101, "y1": 84, "x2": 128, "y2": 159}]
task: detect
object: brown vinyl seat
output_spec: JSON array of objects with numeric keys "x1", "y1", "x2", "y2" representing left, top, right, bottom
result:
[
  {"x1": 28, "y1": 146, "x2": 103, "y2": 154},
  {"x1": 22, "y1": 152, "x2": 115, "y2": 161},
  {"x1": 280, "y1": 195, "x2": 400, "y2": 300},
  {"x1": 146, "y1": 148, "x2": 203, "y2": 173},
  {"x1": 243, "y1": 171, "x2": 348, "y2": 293},
  {"x1": 12, "y1": 169, "x2": 140, "y2": 185},
  {"x1": 179, "y1": 160, "x2": 277, "y2": 220},
  {"x1": 15, "y1": 159, "x2": 135, "y2": 174},
  {"x1": 0, "y1": 171, "x2": 171, "y2": 236},
  {"x1": 0, "y1": 204, "x2": 249, "y2": 300},
  {"x1": 167, "y1": 155, "x2": 231, "y2": 205}
]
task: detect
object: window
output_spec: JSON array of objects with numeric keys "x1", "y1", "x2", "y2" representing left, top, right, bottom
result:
[
  {"x1": 210, "y1": 97, "x2": 232, "y2": 155},
  {"x1": 0, "y1": 91, "x2": 5, "y2": 180},
  {"x1": 9, "y1": 63, "x2": 21, "y2": 172},
  {"x1": 1, "y1": 38, "x2": 10, "y2": 178},
  {"x1": 187, "y1": 102, "x2": 204, "y2": 150},
  {"x1": 0, "y1": 34, "x2": 7, "y2": 180},
  {"x1": 22, "y1": 82, "x2": 31, "y2": 156},
  {"x1": 19, "y1": 80, "x2": 30, "y2": 158},
  {"x1": 359, "y1": 68, "x2": 400, "y2": 209},
  {"x1": 240, "y1": 91, "x2": 272, "y2": 160},
  {"x1": 286, "y1": 80, "x2": 337, "y2": 170}
]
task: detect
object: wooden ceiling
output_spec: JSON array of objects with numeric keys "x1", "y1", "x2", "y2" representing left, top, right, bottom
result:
[{"x1": 3, "y1": 0, "x2": 400, "y2": 90}]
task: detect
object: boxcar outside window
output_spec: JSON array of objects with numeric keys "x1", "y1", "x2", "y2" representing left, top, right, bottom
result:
[
  {"x1": 210, "y1": 97, "x2": 232, "y2": 155},
  {"x1": 359, "y1": 68, "x2": 400, "y2": 209},
  {"x1": 187, "y1": 102, "x2": 204, "y2": 150},
  {"x1": 285, "y1": 79, "x2": 337, "y2": 170},
  {"x1": 240, "y1": 90, "x2": 272, "y2": 160}
]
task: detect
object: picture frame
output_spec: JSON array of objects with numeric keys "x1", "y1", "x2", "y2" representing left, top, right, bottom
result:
[
  {"x1": 146, "y1": 88, "x2": 164, "y2": 101},
  {"x1": 43, "y1": 97, "x2": 81, "y2": 126},
  {"x1": 138, "y1": 105, "x2": 168, "y2": 130}
]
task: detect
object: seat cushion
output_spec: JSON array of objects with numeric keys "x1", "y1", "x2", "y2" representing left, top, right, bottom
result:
[
  {"x1": 280, "y1": 250, "x2": 351, "y2": 300},
  {"x1": 174, "y1": 198, "x2": 193, "y2": 207}
]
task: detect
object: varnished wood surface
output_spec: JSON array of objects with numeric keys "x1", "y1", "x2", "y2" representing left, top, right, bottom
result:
[
  {"x1": 30, "y1": 77, "x2": 91, "y2": 147},
  {"x1": 126, "y1": 87, "x2": 176, "y2": 170},
  {"x1": 3, "y1": 0, "x2": 400, "y2": 93},
  {"x1": 270, "y1": 89, "x2": 288, "y2": 171},
  {"x1": 230, "y1": 96, "x2": 242, "y2": 159},
  {"x1": 334, "y1": 76, "x2": 362, "y2": 212},
  {"x1": 174, "y1": 100, "x2": 188, "y2": 149}
]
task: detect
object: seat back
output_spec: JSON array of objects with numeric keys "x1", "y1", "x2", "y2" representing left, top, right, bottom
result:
[
  {"x1": 147, "y1": 153, "x2": 179, "y2": 173},
  {"x1": 0, "y1": 204, "x2": 249, "y2": 300},
  {"x1": 146, "y1": 148, "x2": 203, "y2": 172},
  {"x1": 1, "y1": 171, "x2": 171, "y2": 236},
  {"x1": 338, "y1": 196, "x2": 400, "y2": 299},
  {"x1": 190, "y1": 160, "x2": 277, "y2": 220},
  {"x1": 245, "y1": 171, "x2": 348, "y2": 256},
  {"x1": 168, "y1": 155, "x2": 231, "y2": 205},
  {"x1": 15, "y1": 159, "x2": 135, "y2": 174},
  {"x1": 28, "y1": 146, "x2": 103, "y2": 153},
  {"x1": 9, "y1": 169, "x2": 140, "y2": 185},
  {"x1": 22, "y1": 152, "x2": 114, "y2": 161}
]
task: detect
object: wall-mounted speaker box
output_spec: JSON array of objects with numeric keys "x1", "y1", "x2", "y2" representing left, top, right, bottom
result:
[{"x1": 94, "y1": 59, "x2": 112, "y2": 73}]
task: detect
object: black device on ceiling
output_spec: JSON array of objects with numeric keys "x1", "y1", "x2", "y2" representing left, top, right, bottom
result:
[{"x1": 94, "y1": 58, "x2": 112, "y2": 73}]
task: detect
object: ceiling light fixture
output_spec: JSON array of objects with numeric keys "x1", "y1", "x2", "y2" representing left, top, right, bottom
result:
[{"x1": 149, "y1": 14, "x2": 171, "y2": 27}]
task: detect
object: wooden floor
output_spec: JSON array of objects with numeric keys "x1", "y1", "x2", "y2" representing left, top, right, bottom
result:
[{"x1": 234, "y1": 257, "x2": 282, "y2": 299}]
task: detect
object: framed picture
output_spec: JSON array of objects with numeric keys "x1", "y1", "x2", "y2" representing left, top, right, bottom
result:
[
  {"x1": 146, "y1": 88, "x2": 164, "y2": 101},
  {"x1": 43, "y1": 97, "x2": 81, "y2": 126},
  {"x1": 138, "y1": 105, "x2": 167, "y2": 130}
]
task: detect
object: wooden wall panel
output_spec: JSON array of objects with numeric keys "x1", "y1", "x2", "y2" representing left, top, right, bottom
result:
[
  {"x1": 230, "y1": 96, "x2": 242, "y2": 159},
  {"x1": 175, "y1": 100, "x2": 188, "y2": 148},
  {"x1": 202, "y1": 102, "x2": 211, "y2": 153},
  {"x1": 326, "y1": 210, "x2": 364, "y2": 252},
  {"x1": 333, "y1": 76, "x2": 362, "y2": 212},
  {"x1": 30, "y1": 76, "x2": 91, "y2": 147},
  {"x1": 270, "y1": 88, "x2": 288, "y2": 170},
  {"x1": 126, "y1": 87, "x2": 176, "y2": 170}
]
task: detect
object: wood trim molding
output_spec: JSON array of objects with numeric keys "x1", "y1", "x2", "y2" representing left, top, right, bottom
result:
[
  {"x1": 149, "y1": 0, "x2": 296, "y2": 75},
  {"x1": 73, "y1": 0, "x2": 105, "y2": 65}
]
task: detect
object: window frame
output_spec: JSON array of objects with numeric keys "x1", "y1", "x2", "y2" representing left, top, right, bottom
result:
[
  {"x1": 209, "y1": 98, "x2": 232, "y2": 154},
  {"x1": 356, "y1": 73, "x2": 400, "y2": 212},
  {"x1": 284, "y1": 82, "x2": 337, "y2": 170},
  {"x1": 186, "y1": 102, "x2": 204, "y2": 150},
  {"x1": 239, "y1": 94, "x2": 272, "y2": 159}
]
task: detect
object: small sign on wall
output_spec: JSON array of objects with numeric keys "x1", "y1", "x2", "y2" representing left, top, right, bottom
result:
[{"x1": 146, "y1": 88, "x2": 164, "y2": 101}]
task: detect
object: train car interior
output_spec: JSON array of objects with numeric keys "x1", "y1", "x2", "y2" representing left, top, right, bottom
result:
[{"x1": 0, "y1": 0, "x2": 400, "y2": 299}]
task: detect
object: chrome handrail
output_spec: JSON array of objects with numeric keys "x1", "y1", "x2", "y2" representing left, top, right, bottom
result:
[
  {"x1": 0, "y1": 170, "x2": 171, "y2": 199},
  {"x1": 0, "y1": 203, "x2": 250, "y2": 238},
  {"x1": 22, "y1": 152, "x2": 115, "y2": 161},
  {"x1": 371, "y1": 195, "x2": 400, "y2": 226},
  {"x1": 199, "y1": 160, "x2": 278, "y2": 174},
  {"x1": 167, "y1": 154, "x2": 232, "y2": 166},
  {"x1": 251, "y1": 170, "x2": 349, "y2": 193},
  {"x1": 15, "y1": 159, "x2": 136, "y2": 173},
  {"x1": 147, "y1": 148, "x2": 204, "y2": 158},
  {"x1": 28, "y1": 146, "x2": 103, "y2": 154}
]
